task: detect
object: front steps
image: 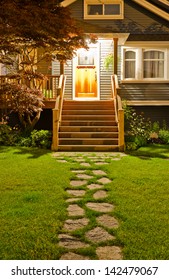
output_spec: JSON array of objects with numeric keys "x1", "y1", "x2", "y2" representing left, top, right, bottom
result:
[{"x1": 58, "y1": 100, "x2": 119, "y2": 151}]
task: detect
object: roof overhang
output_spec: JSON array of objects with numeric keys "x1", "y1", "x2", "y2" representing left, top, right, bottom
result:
[
  {"x1": 132, "y1": 0, "x2": 169, "y2": 21},
  {"x1": 96, "y1": 33, "x2": 130, "y2": 45}
]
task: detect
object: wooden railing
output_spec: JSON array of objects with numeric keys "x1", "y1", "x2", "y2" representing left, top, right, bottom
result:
[
  {"x1": 52, "y1": 74, "x2": 66, "y2": 151},
  {"x1": 0, "y1": 75, "x2": 60, "y2": 99},
  {"x1": 111, "y1": 74, "x2": 124, "y2": 151}
]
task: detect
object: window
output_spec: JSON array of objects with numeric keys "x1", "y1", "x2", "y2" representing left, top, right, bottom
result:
[
  {"x1": 123, "y1": 48, "x2": 166, "y2": 81},
  {"x1": 125, "y1": 51, "x2": 136, "y2": 79},
  {"x1": 143, "y1": 51, "x2": 164, "y2": 78},
  {"x1": 84, "y1": 0, "x2": 124, "y2": 19}
]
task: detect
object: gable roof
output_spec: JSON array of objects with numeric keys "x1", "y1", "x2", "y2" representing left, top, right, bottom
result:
[{"x1": 62, "y1": 0, "x2": 169, "y2": 21}]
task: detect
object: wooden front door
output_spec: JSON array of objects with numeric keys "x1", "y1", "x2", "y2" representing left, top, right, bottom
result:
[{"x1": 74, "y1": 46, "x2": 99, "y2": 99}]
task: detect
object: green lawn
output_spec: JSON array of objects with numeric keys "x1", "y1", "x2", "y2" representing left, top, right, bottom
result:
[{"x1": 0, "y1": 145, "x2": 169, "y2": 259}]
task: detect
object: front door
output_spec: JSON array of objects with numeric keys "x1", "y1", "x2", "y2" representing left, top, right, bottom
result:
[{"x1": 74, "y1": 45, "x2": 99, "y2": 99}]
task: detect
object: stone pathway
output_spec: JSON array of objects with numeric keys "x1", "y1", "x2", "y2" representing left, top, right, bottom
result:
[{"x1": 53, "y1": 152, "x2": 126, "y2": 260}]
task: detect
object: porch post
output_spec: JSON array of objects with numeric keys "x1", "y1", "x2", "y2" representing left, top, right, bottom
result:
[
  {"x1": 60, "y1": 61, "x2": 64, "y2": 75},
  {"x1": 113, "y1": 38, "x2": 118, "y2": 75}
]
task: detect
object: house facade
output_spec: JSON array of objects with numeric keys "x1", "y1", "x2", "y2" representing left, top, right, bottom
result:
[{"x1": 49, "y1": 0, "x2": 169, "y2": 125}]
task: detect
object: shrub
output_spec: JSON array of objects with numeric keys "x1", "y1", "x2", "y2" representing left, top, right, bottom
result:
[
  {"x1": 0, "y1": 124, "x2": 18, "y2": 146},
  {"x1": 159, "y1": 129, "x2": 169, "y2": 144},
  {"x1": 123, "y1": 102, "x2": 151, "y2": 150},
  {"x1": 30, "y1": 130, "x2": 52, "y2": 149}
]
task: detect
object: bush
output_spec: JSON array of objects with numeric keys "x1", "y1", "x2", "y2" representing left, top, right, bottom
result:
[
  {"x1": 30, "y1": 130, "x2": 52, "y2": 149},
  {"x1": 159, "y1": 129, "x2": 169, "y2": 144},
  {"x1": 123, "y1": 102, "x2": 151, "y2": 150},
  {"x1": 0, "y1": 125, "x2": 52, "y2": 149},
  {"x1": 0, "y1": 124, "x2": 18, "y2": 146}
]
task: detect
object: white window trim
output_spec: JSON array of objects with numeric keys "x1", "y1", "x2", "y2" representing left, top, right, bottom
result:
[
  {"x1": 121, "y1": 46, "x2": 169, "y2": 82},
  {"x1": 84, "y1": 0, "x2": 124, "y2": 20}
]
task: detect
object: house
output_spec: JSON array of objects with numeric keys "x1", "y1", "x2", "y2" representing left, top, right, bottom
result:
[{"x1": 1, "y1": 0, "x2": 169, "y2": 151}]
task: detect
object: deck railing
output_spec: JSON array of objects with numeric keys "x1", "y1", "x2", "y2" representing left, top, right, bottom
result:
[
  {"x1": 52, "y1": 74, "x2": 66, "y2": 151},
  {"x1": 0, "y1": 75, "x2": 60, "y2": 99},
  {"x1": 111, "y1": 74, "x2": 124, "y2": 151}
]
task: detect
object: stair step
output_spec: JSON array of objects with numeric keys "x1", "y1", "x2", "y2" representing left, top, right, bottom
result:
[
  {"x1": 63, "y1": 105, "x2": 114, "y2": 110},
  {"x1": 59, "y1": 126, "x2": 118, "y2": 132},
  {"x1": 59, "y1": 138, "x2": 118, "y2": 145},
  {"x1": 59, "y1": 132, "x2": 118, "y2": 138},
  {"x1": 58, "y1": 145, "x2": 119, "y2": 151},
  {"x1": 62, "y1": 115, "x2": 115, "y2": 121},
  {"x1": 62, "y1": 110, "x2": 115, "y2": 115},
  {"x1": 60, "y1": 121, "x2": 117, "y2": 126}
]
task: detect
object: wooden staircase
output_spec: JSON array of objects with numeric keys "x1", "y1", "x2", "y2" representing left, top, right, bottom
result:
[{"x1": 57, "y1": 100, "x2": 119, "y2": 151}]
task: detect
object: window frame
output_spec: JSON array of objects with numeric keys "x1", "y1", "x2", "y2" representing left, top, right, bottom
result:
[
  {"x1": 84, "y1": 0, "x2": 124, "y2": 20},
  {"x1": 122, "y1": 47, "x2": 167, "y2": 82}
]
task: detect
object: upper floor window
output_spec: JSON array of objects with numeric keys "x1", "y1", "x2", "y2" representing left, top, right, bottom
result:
[
  {"x1": 84, "y1": 0, "x2": 124, "y2": 19},
  {"x1": 123, "y1": 48, "x2": 166, "y2": 81}
]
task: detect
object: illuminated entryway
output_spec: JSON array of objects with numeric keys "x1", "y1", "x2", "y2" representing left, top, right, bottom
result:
[{"x1": 73, "y1": 44, "x2": 100, "y2": 100}]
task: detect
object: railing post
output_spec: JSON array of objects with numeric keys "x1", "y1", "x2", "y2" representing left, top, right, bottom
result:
[
  {"x1": 52, "y1": 108, "x2": 59, "y2": 151},
  {"x1": 118, "y1": 109, "x2": 124, "y2": 151}
]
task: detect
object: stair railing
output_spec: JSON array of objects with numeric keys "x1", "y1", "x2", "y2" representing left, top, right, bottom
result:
[
  {"x1": 111, "y1": 75, "x2": 124, "y2": 151},
  {"x1": 52, "y1": 74, "x2": 66, "y2": 151}
]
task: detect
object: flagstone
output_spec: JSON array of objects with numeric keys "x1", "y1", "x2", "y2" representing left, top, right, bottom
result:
[
  {"x1": 66, "y1": 198, "x2": 82, "y2": 203},
  {"x1": 94, "y1": 162, "x2": 108, "y2": 165},
  {"x1": 92, "y1": 170, "x2": 107, "y2": 176},
  {"x1": 93, "y1": 190, "x2": 108, "y2": 199},
  {"x1": 58, "y1": 234, "x2": 89, "y2": 249},
  {"x1": 71, "y1": 170, "x2": 86, "y2": 173},
  {"x1": 86, "y1": 202, "x2": 114, "y2": 213},
  {"x1": 87, "y1": 184, "x2": 103, "y2": 190},
  {"x1": 76, "y1": 174, "x2": 93, "y2": 180},
  {"x1": 85, "y1": 227, "x2": 115, "y2": 243},
  {"x1": 97, "y1": 177, "x2": 112, "y2": 184},
  {"x1": 96, "y1": 214, "x2": 119, "y2": 229},
  {"x1": 67, "y1": 204, "x2": 85, "y2": 217},
  {"x1": 96, "y1": 246, "x2": 122, "y2": 260},
  {"x1": 60, "y1": 253, "x2": 90, "y2": 260},
  {"x1": 63, "y1": 218, "x2": 89, "y2": 231},
  {"x1": 66, "y1": 190, "x2": 86, "y2": 197},
  {"x1": 70, "y1": 180, "x2": 87, "y2": 187}
]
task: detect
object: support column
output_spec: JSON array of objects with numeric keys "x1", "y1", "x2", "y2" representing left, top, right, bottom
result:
[
  {"x1": 113, "y1": 38, "x2": 118, "y2": 75},
  {"x1": 60, "y1": 61, "x2": 64, "y2": 75}
]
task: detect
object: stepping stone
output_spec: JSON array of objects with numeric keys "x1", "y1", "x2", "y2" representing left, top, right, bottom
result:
[
  {"x1": 58, "y1": 234, "x2": 89, "y2": 249},
  {"x1": 66, "y1": 198, "x2": 82, "y2": 203},
  {"x1": 66, "y1": 190, "x2": 86, "y2": 197},
  {"x1": 85, "y1": 227, "x2": 115, "y2": 243},
  {"x1": 94, "y1": 162, "x2": 108, "y2": 165},
  {"x1": 111, "y1": 158, "x2": 121, "y2": 161},
  {"x1": 97, "y1": 177, "x2": 112, "y2": 184},
  {"x1": 67, "y1": 204, "x2": 85, "y2": 217},
  {"x1": 86, "y1": 202, "x2": 114, "y2": 213},
  {"x1": 93, "y1": 190, "x2": 108, "y2": 199},
  {"x1": 87, "y1": 184, "x2": 103, "y2": 190},
  {"x1": 72, "y1": 170, "x2": 86, "y2": 173},
  {"x1": 80, "y1": 162, "x2": 91, "y2": 167},
  {"x1": 63, "y1": 218, "x2": 89, "y2": 231},
  {"x1": 74, "y1": 158, "x2": 86, "y2": 162},
  {"x1": 76, "y1": 174, "x2": 93, "y2": 180},
  {"x1": 60, "y1": 253, "x2": 90, "y2": 260},
  {"x1": 70, "y1": 180, "x2": 87, "y2": 187},
  {"x1": 96, "y1": 246, "x2": 122, "y2": 260},
  {"x1": 92, "y1": 170, "x2": 107, "y2": 176},
  {"x1": 96, "y1": 215, "x2": 119, "y2": 229}
]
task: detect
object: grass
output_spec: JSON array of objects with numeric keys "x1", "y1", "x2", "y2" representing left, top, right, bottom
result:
[
  {"x1": 0, "y1": 146, "x2": 72, "y2": 260},
  {"x1": 0, "y1": 144, "x2": 169, "y2": 259}
]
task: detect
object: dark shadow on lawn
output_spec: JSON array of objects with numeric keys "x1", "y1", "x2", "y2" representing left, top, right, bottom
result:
[
  {"x1": 127, "y1": 144, "x2": 169, "y2": 160},
  {"x1": 0, "y1": 145, "x2": 51, "y2": 158}
]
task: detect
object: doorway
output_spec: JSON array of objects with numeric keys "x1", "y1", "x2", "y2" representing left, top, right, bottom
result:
[{"x1": 73, "y1": 45, "x2": 100, "y2": 100}]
